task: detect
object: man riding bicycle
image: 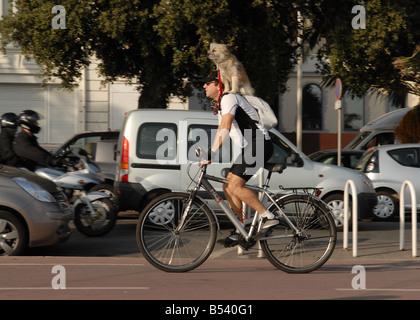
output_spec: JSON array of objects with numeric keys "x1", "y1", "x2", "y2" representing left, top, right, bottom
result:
[{"x1": 201, "y1": 71, "x2": 279, "y2": 247}]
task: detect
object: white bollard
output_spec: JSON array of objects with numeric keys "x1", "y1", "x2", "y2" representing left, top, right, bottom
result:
[
  {"x1": 399, "y1": 181, "x2": 417, "y2": 257},
  {"x1": 343, "y1": 180, "x2": 358, "y2": 257}
]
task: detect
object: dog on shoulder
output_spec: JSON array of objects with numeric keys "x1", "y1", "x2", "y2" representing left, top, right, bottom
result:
[{"x1": 208, "y1": 42, "x2": 255, "y2": 96}]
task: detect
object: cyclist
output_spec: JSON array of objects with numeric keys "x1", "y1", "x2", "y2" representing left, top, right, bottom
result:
[
  {"x1": 13, "y1": 109, "x2": 62, "y2": 171},
  {"x1": 201, "y1": 71, "x2": 278, "y2": 247}
]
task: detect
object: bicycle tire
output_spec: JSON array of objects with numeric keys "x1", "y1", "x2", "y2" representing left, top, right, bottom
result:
[
  {"x1": 136, "y1": 192, "x2": 217, "y2": 272},
  {"x1": 261, "y1": 194, "x2": 336, "y2": 273}
]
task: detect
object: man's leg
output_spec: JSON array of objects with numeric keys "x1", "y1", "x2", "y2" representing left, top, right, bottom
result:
[
  {"x1": 225, "y1": 173, "x2": 278, "y2": 230},
  {"x1": 224, "y1": 173, "x2": 267, "y2": 215},
  {"x1": 222, "y1": 176, "x2": 243, "y2": 220}
]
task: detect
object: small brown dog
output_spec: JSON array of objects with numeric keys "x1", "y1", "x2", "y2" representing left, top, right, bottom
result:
[{"x1": 208, "y1": 42, "x2": 254, "y2": 95}]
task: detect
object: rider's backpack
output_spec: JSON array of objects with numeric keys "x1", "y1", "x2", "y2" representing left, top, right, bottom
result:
[{"x1": 243, "y1": 95, "x2": 278, "y2": 130}]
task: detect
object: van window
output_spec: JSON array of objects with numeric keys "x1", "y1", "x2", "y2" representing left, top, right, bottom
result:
[
  {"x1": 302, "y1": 84, "x2": 322, "y2": 130},
  {"x1": 137, "y1": 123, "x2": 177, "y2": 160},
  {"x1": 267, "y1": 133, "x2": 293, "y2": 164},
  {"x1": 187, "y1": 125, "x2": 231, "y2": 163}
]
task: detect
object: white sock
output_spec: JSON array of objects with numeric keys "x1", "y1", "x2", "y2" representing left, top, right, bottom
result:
[{"x1": 260, "y1": 210, "x2": 274, "y2": 219}]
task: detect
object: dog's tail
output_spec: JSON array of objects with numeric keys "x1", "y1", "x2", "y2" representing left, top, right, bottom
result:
[{"x1": 240, "y1": 85, "x2": 255, "y2": 96}]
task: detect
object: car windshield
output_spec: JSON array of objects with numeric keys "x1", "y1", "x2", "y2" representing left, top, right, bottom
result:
[{"x1": 55, "y1": 132, "x2": 119, "y2": 159}]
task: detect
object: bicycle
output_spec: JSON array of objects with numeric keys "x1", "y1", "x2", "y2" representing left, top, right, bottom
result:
[{"x1": 136, "y1": 149, "x2": 337, "y2": 273}]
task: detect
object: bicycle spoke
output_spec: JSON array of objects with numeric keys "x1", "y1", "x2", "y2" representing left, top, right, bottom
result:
[
  {"x1": 137, "y1": 193, "x2": 217, "y2": 272},
  {"x1": 262, "y1": 194, "x2": 336, "y2": 273}
]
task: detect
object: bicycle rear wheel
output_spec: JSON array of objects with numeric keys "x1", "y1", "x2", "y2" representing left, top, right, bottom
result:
[
  {"x1": 137, "y1": 192, "x2": 217, "y2": 272},
  {"x1": 261, "y1": 194, "x2": 336, "y2": 273}
]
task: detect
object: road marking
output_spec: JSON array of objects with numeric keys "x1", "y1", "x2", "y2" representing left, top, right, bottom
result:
[
  {"x1": 0, "y1": 263, "x2": 145, "y2": 266},
  {"x1": 0, "y1": 287, "x2": 149, "y2": 290},
  {"x1": 337, "y1": 288, "x2": 420, "y2": 292}
]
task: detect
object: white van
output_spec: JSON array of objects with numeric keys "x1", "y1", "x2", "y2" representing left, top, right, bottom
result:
[
  {"x1": 344, "y1": 108, "x2": 410, "y2": 150},
  {"x1": 114, "y1": 109, "x2": 377, "y2": 225}
]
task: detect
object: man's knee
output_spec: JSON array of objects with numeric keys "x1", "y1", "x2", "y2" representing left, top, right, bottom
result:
[{"x1": 226, "y1": 175, "x2": 245, "y2": 196}]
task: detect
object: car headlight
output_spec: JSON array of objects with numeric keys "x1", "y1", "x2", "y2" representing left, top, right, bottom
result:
[{"x1": 13, "y1": 177, "x2": 56, "y2": 203}]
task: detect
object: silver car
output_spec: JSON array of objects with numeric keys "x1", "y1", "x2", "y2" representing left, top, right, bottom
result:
[
  {"x1": 0, "y1": 165, "x2": 72, "y2": 255},
  {"x1": 356, "y1": 143, "x2": 420, "y2": 221}
]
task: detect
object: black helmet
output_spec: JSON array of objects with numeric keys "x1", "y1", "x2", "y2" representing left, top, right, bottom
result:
[
  {"x1": 19, "y1": 109, "x2": 41, "y2": 134},
  {"x1": 0, "y1": 112, "x2": 19, "y2": 129}
]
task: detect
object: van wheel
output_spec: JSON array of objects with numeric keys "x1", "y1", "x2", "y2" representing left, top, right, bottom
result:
[
  {"x1": 373, "y1": 190, "x2": 398, "y2": 221},
  {"x1": 147, "y1": 199, "x2": 175, "y2": 225},
  {"x1": 323, "y1": 194, "x2": 351, "y2": 228}
]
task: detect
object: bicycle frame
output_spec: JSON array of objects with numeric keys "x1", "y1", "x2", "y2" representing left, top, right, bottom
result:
[{"x1": 182, "y1": 164, "x2": 301, "y2": 243}]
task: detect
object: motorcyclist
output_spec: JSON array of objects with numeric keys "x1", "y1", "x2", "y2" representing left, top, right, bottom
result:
[
  {"x1": 0, "y1": 112, "x2": 21, "y2": 166},
  {"x1": 13, "y1": 109, "x2": 62, "y2": 171}
]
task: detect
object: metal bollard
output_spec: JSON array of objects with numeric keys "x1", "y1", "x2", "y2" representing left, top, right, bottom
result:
[
  {"x1": 399, "y1": 181, "x2": 417, "y2": 257},
  {"x1": 343, "y1": 180, "x2": 358, "y2": 257}
]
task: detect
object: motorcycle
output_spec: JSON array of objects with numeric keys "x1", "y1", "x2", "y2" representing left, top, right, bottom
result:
[{"x1": 34, "y1": 149, "x2": 118, "y2": 237}]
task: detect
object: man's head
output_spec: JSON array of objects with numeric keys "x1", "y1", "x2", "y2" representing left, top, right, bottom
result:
[
  {"x1": 19, "y1": 109, "x2": 41, "y2": 134},
  {"x1": 202, "y1": 71, "x2": 221, "y2": 101},
  {"x1": 0, "y1": 112, "x2": 18, "y2": 130}
]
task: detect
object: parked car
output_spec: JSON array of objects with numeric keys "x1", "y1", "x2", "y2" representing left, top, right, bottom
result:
[
  {"x1": 344, "y1": 108, "x2": 410, "y2": 151},
  {"x1": 308, "y1": 149, "x2": 365, "y2": 169},
  {"x1": 53, "y1": 130, "x2": 119, "y2": 195},
  {"x1": 356, "y1": 143, "x2": 420, "y2": 221},
  {"x1": 0, "y1": 165, "x2": 72, "y2": 255},
  {"x1": 114, "y1": 109, "x2": 377, "y2": 227}
]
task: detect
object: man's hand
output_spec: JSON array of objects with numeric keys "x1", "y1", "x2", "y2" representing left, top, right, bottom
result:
[{"x1": 199, "y1": 160, "x2": 211, "y2": 168}]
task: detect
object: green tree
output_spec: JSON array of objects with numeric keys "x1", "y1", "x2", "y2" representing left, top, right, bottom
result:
[
  {"x1": 0, "y1": 0, "x2": 178, "y2": 108},
  {"x1": 308, "y1": 0, "x2": 420, "y2": 104},
  {"x1": 0, "y1": 0, "x2": 302, "y2": 108}
]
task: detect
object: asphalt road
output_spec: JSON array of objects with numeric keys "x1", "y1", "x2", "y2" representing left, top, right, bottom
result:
[{"x1": 1, "y1": 217, "x2": 420, "y2": 307}]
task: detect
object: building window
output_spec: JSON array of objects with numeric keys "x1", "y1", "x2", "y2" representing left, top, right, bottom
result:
[
  {"x1": 302, "y1": 83, "x2": 322, "y2": 130},
  {"x1": 343, "y1": 94, "x2": 364, "y2": 130}
]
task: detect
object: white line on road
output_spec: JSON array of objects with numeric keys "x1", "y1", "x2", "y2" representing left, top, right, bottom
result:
[
  {"x1": 0, "y1": 263, "x2": 145, "y2": 266},
  {"x1": 0, "y1": 287, "x2": 150, "y2": 290},
  {"x1": 337, "y1": 288, "x2": 420, "y2": 292}
]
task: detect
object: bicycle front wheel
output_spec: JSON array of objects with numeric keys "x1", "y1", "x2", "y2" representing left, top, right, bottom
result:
[
  {"x1": 261, "y1": 194, "x2": 337, "y2": 273},
  {"x1": 136, "y1": 192, "x2": 217, "y2": 272}
]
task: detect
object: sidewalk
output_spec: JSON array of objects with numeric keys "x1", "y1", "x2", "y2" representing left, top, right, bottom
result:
[{"x1": 210, "y1": 221, "x2": 420, "y2": 262}]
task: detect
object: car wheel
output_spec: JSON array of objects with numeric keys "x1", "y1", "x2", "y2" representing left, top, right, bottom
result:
[
  {"x1": 324, "y1": 194, "x2": 351, "y2": 228},
  {"x1": 0, "y1": 211, "x2": 27, "y2": 256},
  {"x1": 373, "y1": 191, "x2": 398, "y2": 221}
]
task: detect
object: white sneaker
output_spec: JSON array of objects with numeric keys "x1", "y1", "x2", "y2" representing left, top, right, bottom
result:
[{"x1": 260, "y1": 217, "x2": 279, "y2": 230}]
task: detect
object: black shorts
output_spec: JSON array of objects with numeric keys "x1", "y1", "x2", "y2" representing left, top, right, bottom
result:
[{"x1": 229, "y1": 138, "x2": 274, "y2": 182}]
